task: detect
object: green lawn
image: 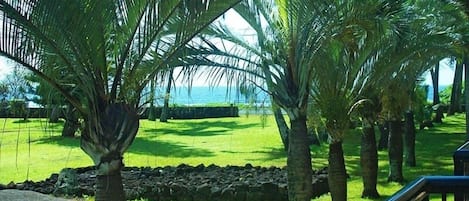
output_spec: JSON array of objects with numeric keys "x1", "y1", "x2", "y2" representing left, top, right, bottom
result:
[{"x1": 0, "y1": 114, "x2": 466, "y2": 201}]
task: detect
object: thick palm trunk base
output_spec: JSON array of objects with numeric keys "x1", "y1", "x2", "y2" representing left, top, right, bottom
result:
[
  {"x1": 287, "y1": 117, "x2": 312, "y2": 201},
  {"x1": 328, "y1": 141, "x2": 347, "y2": 201},
  {"x1": 387, "y1": 120, "x2": 404, "y2": 183},
  {"x1": 361, "y1": 126, "x2": 380, "y2": 198},
  {"x1": 96, "y1": 173, "x2": 125, "y2": 201},
  {"x1": 81, "y1": 103, "x2": 139, "y2": 201}
]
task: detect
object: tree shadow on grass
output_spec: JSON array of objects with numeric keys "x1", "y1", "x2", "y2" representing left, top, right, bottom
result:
[
  {"x1": 12, "y1": 119, "x2": 32, "y2": 123},
  {"x1": 9, "y1": 119, "x2": 65, "y2": 131},
  {"x1": 32, "y1": 135, "x2": 80, "y2": 147},
  {"x1": 128, "y1": 136, "x2": 215, "y2": 157},
  {"x1": 143, "y1": 120, "x2": 259, "y2": 137},
  {"x1": 33, "y1": 135, "x2": 215, "y2": 158},
  {"x1": 222, "y1": 146, "x2": 286, "y2": 163}
]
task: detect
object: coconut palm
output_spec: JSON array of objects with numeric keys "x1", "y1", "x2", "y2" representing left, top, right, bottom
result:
[{"x1": 0, "y1": 0, "x2": 240, "y2": 200}]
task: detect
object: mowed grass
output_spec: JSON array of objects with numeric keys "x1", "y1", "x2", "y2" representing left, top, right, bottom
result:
[
  {"x1": 313, "y1": 113, "x2": 467, "y2": 201},
  {"x1": 0, "y1": 114, "x2": 467, "y2": 201},
  {"x1": 0, "y1": 115, "x2": 286, "y2": 183}
]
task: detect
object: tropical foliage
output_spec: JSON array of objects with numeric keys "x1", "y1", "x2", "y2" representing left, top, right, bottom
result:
[
  {"x1": 0, "y1": 0, "x2": 468, "y2": 200},
  {"x1": 0, "y1": 0, "x2": 240, "y2": 200}
]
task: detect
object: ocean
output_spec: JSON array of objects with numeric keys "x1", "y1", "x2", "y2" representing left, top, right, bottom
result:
[
  {"x1": 427, "y1": 85, "x2": 449, "y2": 102},
  {"x1": 151, "y1": 86, "x2": 270, "y2": 106},
  {"x1": 152, "y1": 85, "x2": 447, "y2": 106}
]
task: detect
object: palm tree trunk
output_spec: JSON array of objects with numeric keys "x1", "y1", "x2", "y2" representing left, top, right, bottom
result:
[
  {"x1": 465, "y1": 57, "x2": 469, "y2": 140},
  {"x1": 61, "y1": 105, "x2": 79, "y2": 138},
  {"x1": 404, "y1": 111, "x2": 416, "y2": 167},
  {"x1": 287, "y1": 115, "x2": 312, "y2": 201},
  {"x1": 328, "y1": 140, "x2": 347, "y2": 201},
  {"x1": 431, "y1": 64, "x2": 440, "y2": 105},
  {"x1": 360, "y1": 120, "x2": 380, "y2": 198},
  {"x1": 273, "y1": 107, "x2": 289, "y2": 151},
  {"x1": 431, "y1": 64, "x2": 444, "y2": 123},
  {"x1": 160, "y1": 69, "x2": 173, "y2": 122},
  {"x1": 148, "y1": 79, "x2": 157, "y2": 121},
  {"x1": 81, "y1": 103, "x2": 139, "y2": 201},
  {"x1": 377, "y1": 122, "x2": 389, "y2": 150},
  {"x1": 49, "y1": 105, "x2": 61, "y2": 123},
  {"x1": 61, "y1": 119, "x2": 79, "y2": 137},
  {"x1": 387, "y1": 120, "x2": 404, "y2": 182},
  {"x1": 448, "y1": 60, "x2": 463, "y2": 116},
  {"x1": 96, "y1": 173, "x2": 125, "y2": 201}
]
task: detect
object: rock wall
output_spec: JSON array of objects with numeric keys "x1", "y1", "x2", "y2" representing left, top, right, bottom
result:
[{"x1": 0, "y1": 164, "x2": 329, "y2": 201}]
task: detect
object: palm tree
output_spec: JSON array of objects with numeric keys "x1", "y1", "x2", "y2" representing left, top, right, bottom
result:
[
  {"x1": 198, "y1": 1, "x2": 407, "y2": 200},
  {"x1": 198, "y1": 1, "x2": 342, "y2": 199},
  {"x1": 378, "y1": 0, "x2": 468, "y2": 183},
  {"x1": 430, "y1": 62, "x2": 444, "y2": 122},
  {"x1": 0, "y1": 0, "x2": 240, "y2": 200},
  {"x1": 160, "y1": 69, "x2": 174, "y2": 122},
  {"x1": 308, "y1": 2, "x2": 411, "y2": 199},
  {"x1": 458, "y1": 0, "x2": 469, "y2": 141},
  {"x1": 448, "y1": 57, "x2": 464, "y2": 115},
  {"x1": 354, "y1": 98, "x2": 381, "y2": 198}
]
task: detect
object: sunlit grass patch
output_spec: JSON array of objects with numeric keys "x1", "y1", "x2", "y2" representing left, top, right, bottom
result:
[{"x1": 0, "y1": 113, "x2": 466, "y2": 200}]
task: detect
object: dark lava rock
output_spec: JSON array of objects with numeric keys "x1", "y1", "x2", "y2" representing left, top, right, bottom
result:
[{"x1": 1, "y1": 164, "x2": 330, "y2": 201}]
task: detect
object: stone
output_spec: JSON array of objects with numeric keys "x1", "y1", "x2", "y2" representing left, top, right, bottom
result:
[
  {"x1": 1, "y1": 164, "x2": 330, "y2": 201},
  {"x1": 53, "y1": 168, "x2": 80, "y2": 196},
  {"x1": 0, "y1": 189, "x2": 70, "y2": 201}
]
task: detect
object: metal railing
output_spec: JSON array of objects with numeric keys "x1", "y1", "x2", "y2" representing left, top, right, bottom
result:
[
  {"x1": 386, "y1": 176, "x2": 469, "y2": 201},
  {"x1": 387, "y1": 141, "x2": 469, "y2": 201}
]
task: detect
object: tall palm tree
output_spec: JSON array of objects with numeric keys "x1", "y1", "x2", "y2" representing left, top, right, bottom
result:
[
  {"x1": 198, "y1": 1, "x2": 340, "y2": 199},
  {"x1": 0, "y1": 0, "x2": 240, "y2": 200}
]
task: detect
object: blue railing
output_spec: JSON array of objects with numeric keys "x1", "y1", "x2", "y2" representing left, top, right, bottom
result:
[
  {"x1": 387, "y1": 141, "x2": 469, "y2": 201},
  {"x1": 386, "y1": 176, "x2": 469, "y2": 201}
]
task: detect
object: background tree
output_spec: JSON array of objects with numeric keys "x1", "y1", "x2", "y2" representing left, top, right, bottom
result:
[
  {"x1": 448, "y1": 57, "x2": 464, "y2": 115},
  {"x1": 431, "y1": 63, "x2": 444, "y2": 123},
  {"x1": 4, "y1": 66, "x2": 33, "y2": 120},
  {"x1": 0, "y1": 82, "x2": 8, "y2": 116},
  {"x1": 160, "y1": 69, "x2": 174, "y2": 122},
  {"x1": 26, "y1": 74, "x2": 82, "y2": 137},
  {"x1": 459, "y1": 0, "x2": 469, "y2": 140},
  {"x1": 0, "y1": 0, "x2": 240, "y2": 200}
]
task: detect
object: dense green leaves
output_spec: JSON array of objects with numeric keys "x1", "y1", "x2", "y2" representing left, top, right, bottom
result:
[{"x1": 0, "y1": 0, "x2": 241, "y2": 114}]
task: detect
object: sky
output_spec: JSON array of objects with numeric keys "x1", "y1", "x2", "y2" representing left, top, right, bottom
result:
[
  {"x1": 0, "y1": 9, "x2": 457, "y2": 87},
  {"x1": 422, "y1": 58, "x2": 455, "y2": 86},
  {"x1": 0, "y1": 57, "x2": 13, "y2": 80},
  {"x1": 0, "y1": 55, "x2": 456, "y2": 86}
]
